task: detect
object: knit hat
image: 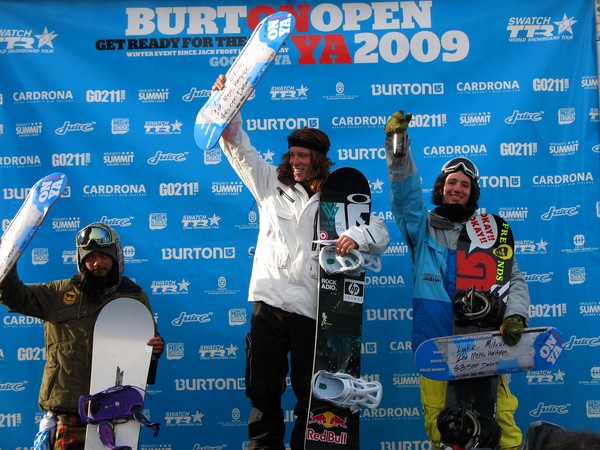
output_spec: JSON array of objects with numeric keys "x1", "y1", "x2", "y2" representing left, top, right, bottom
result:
[{"x1": 287, "y1": 128, "x2": 330, "y2": 154}]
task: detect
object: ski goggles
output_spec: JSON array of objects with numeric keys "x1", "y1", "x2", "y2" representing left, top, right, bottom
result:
[
  {"x1": 441, "y1": 157, "x2": 479, "y2": 180},
  {"x1": 76, "y1": 226, "x2": 115, "y2": 249}
]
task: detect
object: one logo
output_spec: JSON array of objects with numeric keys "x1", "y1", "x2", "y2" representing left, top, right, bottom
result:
[
  {"x1": 62, "y1": 290, "x2": 78, "y2": 306},
  {"x1": 493, "y1": 244, "x2": 514, "y2": 260},
  {"x1": 321, "y1": 202, "x2": 339, "y2": 220}
]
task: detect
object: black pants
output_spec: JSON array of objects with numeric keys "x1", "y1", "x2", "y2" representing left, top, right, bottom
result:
[{"x1": 245, "y1": 301, "x2": 316, "y2": 450}]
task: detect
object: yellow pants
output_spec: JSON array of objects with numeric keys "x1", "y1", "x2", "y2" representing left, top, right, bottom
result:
[{"x1": 420, "y1": 375, "x2": 522, "y2": 450}]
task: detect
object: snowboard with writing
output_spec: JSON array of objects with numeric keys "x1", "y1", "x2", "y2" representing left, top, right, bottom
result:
[
  {"x1": 305, "y1": 167, "x2": 371, "y2": 450},
  {"x1": 0, "y1": 172, "x2": 68, "y2": 283},
  {"x1": 84, "y1": 298, "x2": 155, "y2": 450},
  {"x1": 194, "y1": 11, "x2": 295, "y2": 150},
  {"x1": 444, "y1": 213, "x2": 513, "y2": 450},
  {"x1": 415, "y1": 326, "x2": 564, "y2": 381}
]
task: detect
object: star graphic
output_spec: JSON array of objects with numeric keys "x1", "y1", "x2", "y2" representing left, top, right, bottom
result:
[
  {"x1": 171, "y1": 120, "x2": 183, "y2": 132},
  {"x1": 554, "y1": 14, "x2": 577, "y2": 35},
  {"x1": 536, "y1": 239, "x2": 549, "y2": 252},
  {"x1": 262, "y1": 149, "x2": 275, "y2": 163},
  {"x1": 35, "y1": 27, "x2": 58, "y2": 48},
  {"x1": 371, "y1": 178, "x2": 385, "y2": 191},
  {"x1": 226, "y1": 344, "x2": 238, "y2": 356},
  {"x1": 192, "y1": 411, "x2": 204, "y2": 423},
  {"x1": 209, "y1": 214, "x2": 221, "y2": 226},
  {"x1": 178, "y1": 279, "x2": 190, "y2": 291},
  {"x1": 296, "y1": 85, "x2": 309, "y2": 97},
  {"x1": 554, "y1": 369, "x2": 565, "y2": 382}
]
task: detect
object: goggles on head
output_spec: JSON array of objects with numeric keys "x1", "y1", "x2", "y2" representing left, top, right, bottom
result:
[
  {"x1": 441, "y1": 157, "x2": 479, "y2": 180},
  {"x1": 76, "y1": 226, "x2": 114, "y2": 249}
]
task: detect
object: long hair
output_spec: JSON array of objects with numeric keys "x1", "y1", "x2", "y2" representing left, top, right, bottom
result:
[
  {"x1": 277, "y1": 150, "x2": 334, "y2": 193},
  {"x1": 431, "y1": 171, "x2": 480, "y2": 209},
  {"x1": 278, "y1": 127, "x2": 334, "y2": 193}
]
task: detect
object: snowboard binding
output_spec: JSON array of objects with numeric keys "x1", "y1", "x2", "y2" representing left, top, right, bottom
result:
[
  {"x1": 453, "y1": 286, "x2": 506, "y2": 327},
  {"x1": 311, "y1": 370, "x2": 383, "y2": 413},
  {"x1": 318, "y1": 244, "x2": 382, "y2": 276},
  {"x1": 79, "y1": 385, "x2": 160, "y2": 450},
  {"x1": 438, "y1": 403, "x2": 501, "y2": 450}
]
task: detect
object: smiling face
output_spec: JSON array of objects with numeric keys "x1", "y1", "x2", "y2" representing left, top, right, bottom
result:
[
  {"x1": 288, "y1": 146, "x2": 314, "y2": 183},
  {"x1": 443, "y1": 171, "x2": 472, "y2": 207}
]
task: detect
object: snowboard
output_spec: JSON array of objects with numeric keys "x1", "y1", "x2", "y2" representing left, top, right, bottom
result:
[
  {"x1": 442, "y1": 213, "x2": 514, "y2": 450},
  {"x1": 415, "y1": 326, "x2": 564, "y2": 381},
  {"x1": 84, "y1": 298, "x2": 155, "y2": 450},
  {"x1": 194, "y1": 11, "x2": 295, "y2": 150},
  {"x1": 305, "y1": 167, "x2": 371, "y2": 449},
  {"x1": 0, "y1": 172, "x2": 68, "y2": 283}
]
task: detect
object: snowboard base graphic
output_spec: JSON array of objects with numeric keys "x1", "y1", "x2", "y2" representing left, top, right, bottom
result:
[
  {"x1": 441, "y1": 214, "x2": 514, "y2": 450},
  {"x1": 305, "y1": 167, "x2": 371, "y2": 450},
  {"x1": 84, "y1": 298, "x2": 154, "y2": 450},
  {"x1": 415, "y1": 326, "x2": 564, "y2": 381},
  {"x1": 0, "y1": 172, "x2": 68, "y2": 283},
  {"x1": 194, "y1": 11, "x2": 295, "y2": 150}
]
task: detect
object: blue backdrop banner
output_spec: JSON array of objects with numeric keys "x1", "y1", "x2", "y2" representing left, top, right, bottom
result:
[{"x1": 0, "y1": 1, "x2": 599, "y2": 449}]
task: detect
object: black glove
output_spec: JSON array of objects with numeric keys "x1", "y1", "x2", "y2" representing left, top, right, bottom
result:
[{"x1": 500, "y1": 315, "x2": 525, "y2": 346}]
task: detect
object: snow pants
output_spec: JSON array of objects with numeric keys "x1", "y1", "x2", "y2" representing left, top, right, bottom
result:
[
  {"x1": 245, "y1": 301, "x2": 316, "y2": 450},
  {"x1": 420, "y1": 375, "x2": 522, "y2": 449}
]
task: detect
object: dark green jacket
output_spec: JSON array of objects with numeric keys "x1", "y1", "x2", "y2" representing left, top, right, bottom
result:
[{"x1": 0, "y1": 268, "x2": 156, "y2": 413}]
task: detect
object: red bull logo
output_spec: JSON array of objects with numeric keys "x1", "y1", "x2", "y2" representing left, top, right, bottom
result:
[{"x1": 306, "y1": 411, "x2": 348, "y2": 444}]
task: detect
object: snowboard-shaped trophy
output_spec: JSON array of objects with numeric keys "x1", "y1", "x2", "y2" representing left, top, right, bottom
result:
[
  {"x1": 305, "y1": 167, "x2": 383, "y2": 450},
  {"x1": 0, "y1": 172, "x2": 68, "y2": 283},
  {"x1": 194, "y1": 11, "x2": 295, "y2": 150},
  {"x1": 415, "y1": 326, "x2": 564, "y2": 381},
  {"x1": 82, "y1": 298, "x2": 158, "y2": 450}
]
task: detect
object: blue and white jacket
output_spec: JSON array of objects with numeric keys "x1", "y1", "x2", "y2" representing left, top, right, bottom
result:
[{"x1": 386, "y1": 146, "x2": 530, "y2": 351}]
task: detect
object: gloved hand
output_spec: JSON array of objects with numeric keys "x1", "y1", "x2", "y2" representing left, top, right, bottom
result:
[
  {"x1": 500, "y1": 315, "x2": 525, "y2": 346},
  {"x1": 385, "y1": 110, "x2": 412, "y2": 135}
]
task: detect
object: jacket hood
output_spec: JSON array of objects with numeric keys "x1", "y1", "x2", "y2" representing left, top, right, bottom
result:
[{"x1": 76, "y1": 222, "x2": 124, "y2": 294}]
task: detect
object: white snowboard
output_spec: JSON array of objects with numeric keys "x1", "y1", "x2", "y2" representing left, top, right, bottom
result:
[{"x1": 84, "y1": 298, "x2": 155, "y2": 450}]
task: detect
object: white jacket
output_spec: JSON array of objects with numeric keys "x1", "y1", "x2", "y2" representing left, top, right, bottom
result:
[{"x1": 219, "y1": 114, "x2": 390, "y2": 319}]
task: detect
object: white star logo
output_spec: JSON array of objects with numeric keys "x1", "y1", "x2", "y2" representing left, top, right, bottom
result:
[
  {"x1": 296, "y1": 85, "x2": 309, "y2": 97},
  {"x1": 178, "y1": 279, "x2": 190, "y2": 291},
  {"x1": 209, "y1": 214, "x2": 221, "y2": 226},
  {"x1": 226, "y1": 344, "x2": 238, "y2": 356},
  {"x1": 554, "y1": 14, "x2": 576, "y2": 35},
  {"x1": 371, "y1": 178, "x2": 385, "y2": 192},
  {"x1": 192, "y1": 411, "x2": 204, "y2": 423},
  {"x1": 536, "y1": 239, "x2": 548, "y2": 252},
  {"x1": 262, "y1": 149, "x2": 275, "y2": 163},
  {"x1": 35, "y1": 27, "x2": 58, "y2": 48},
  {"x1": 554, "y1": 370, "x2": 565, "y2": 382},
  {"x1": 171, "y1": 120, "x2": 183, "y2": 132}
]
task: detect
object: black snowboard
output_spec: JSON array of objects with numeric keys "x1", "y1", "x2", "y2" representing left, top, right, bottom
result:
[
  {"x1": 305, "y1": 167, "x2": 371, "y2": 449},
  {"x1": 440, "y1": 213, "x2": 514, "y2": 450}
]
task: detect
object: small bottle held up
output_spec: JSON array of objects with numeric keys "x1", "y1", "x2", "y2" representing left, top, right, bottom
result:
[{"x1": 384, "y1": 110, "x2": 412, "y2": 158}]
